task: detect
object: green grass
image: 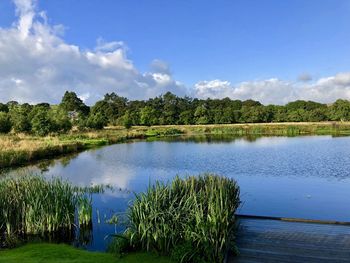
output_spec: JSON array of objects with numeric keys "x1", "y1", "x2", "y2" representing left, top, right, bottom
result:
[{"x1": 0, "y1": 243, "x2": 173, "y2": 263}]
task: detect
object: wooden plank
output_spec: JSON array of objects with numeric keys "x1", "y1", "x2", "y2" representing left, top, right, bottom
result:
[
  {"x1": 236, "y1": 214, "x2": 350, "y2": 225},
  {"x1": 229, "y1": 218, "x2": 350, "y2": 263}
]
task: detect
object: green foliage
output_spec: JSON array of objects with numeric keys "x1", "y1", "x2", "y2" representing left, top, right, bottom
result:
[
  {"x1": 179, "y1": 110, "x2": 194, "y2": 124},
  {"x1": 0, "y1": 112, "x2": 12, "y2": 133},
  {"x1": 9, "y1": 105, "x2": 31, "y2": 133},
  {"x1": 140, "y1": 106, "x2": 158, "y2": 126},
  {"x1": 60, "y1": 91, "x2": 89, "y2": 116},
  {"x1": 0, "y1": 103, "x2": 9, "y2": 113},
  {"x1": 122, "y1": 111, "x2": 133, "y2": 129},
  {"x1": 86, "y1": 112, "x2": 108, "y2": 129},
  {"x1": 123, "y1": 174, "x2": 240, "y2": 263},
  {"x1": 0, "y1": 176, "x2": 92, "y2": 240},
  {"x1": 171, "y1": 242, "x2": 206, "y2": 263},
  {"x1": 328, "y1": 99, "x2": 350, "y2": 121},
  {"x1": 3, "y1": 90, "x2": 350, "y2": 135},
  {"x1": 31, "y1": 108, "x2": 53, "y2": 136},
  {"x1": 49, "y1": 107, "x2": 73, "y2": 132},
  {"x1": 108, "y1": 233, "x2": 135, "y2": 257},
  {"x1": 194, "y1": 105, "x2": 210, "y2": 124}
]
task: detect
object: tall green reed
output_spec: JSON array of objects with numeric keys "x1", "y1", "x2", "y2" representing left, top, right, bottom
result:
[
  {"x1": 124, "y1": 174, "x2": 240, "y2": 263},
  {"x1": 0, "y1": 175, "x2": 92, "y2": 240}
]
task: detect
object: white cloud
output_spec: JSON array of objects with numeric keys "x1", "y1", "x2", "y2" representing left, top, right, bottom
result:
[
  {"x1": 194, "y1": 72, "x2": 350, "y2": 105},
  {"x1": 1, "y1": 0, "x2": 350, "y2": 105},
  {"x1": 0, "y1": 0, "x2": 186, "y2": 104}
]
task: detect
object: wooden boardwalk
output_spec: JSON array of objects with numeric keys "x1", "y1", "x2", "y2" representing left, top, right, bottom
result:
[{"x1": 229, "y1": 217, "x2": 350, "y2": 263}]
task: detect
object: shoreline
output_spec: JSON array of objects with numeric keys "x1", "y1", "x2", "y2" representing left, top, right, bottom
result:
[{"x1": 1, "y1": 122, "x2": 350, "y2": 169}]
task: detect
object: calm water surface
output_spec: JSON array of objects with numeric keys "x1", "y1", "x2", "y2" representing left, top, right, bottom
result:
[{"x1": 2, "y1": 135, "x2": 350, "y2": 250}]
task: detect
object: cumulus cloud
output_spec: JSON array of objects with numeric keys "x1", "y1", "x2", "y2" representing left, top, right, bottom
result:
[
  {"x1": 0, "y1": 0, "x2": 186, "y2": 104},
  {"x1": 194, "y1": 72, "x2": 350, "y2": 105},
  {"x1": 1, "y1": 0, "x2": 350, "y2": 105}
]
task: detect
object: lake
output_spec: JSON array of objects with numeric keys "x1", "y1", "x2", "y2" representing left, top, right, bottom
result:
[{"x1": 2, "y1": 135, "x2": 350, "y2": 251}]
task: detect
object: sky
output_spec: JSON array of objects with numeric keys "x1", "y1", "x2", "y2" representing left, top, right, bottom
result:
[{"x1": 0, "y1": 0, "x2": 350, "y2": 105}]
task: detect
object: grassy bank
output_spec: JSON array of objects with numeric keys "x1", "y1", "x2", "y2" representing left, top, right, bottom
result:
[
  {"x1": 0, "y1": 243, "x2": 173, "y2": 263},
  {"x1": 1, "y1": 122, "x2": 350, "y2": 168},
  {"x1": 153, "y1": 121, "x2": 350, "y2": 136}
]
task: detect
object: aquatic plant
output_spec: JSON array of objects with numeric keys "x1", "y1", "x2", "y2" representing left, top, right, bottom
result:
[
  {"x1": 0, "y1": 175, "x2": 93, "y2": 245},
  {"x1": 121, "y1": 174, "x2": 240, "y2": 263}
]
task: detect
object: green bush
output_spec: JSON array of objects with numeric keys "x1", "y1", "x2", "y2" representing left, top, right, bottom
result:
[
  {"x1": 31, "y1": 108, "x2": 53, "y2": 136},
  {"x1": 0, "y1": 112, "x2": 12, "y2": 133},
  {"x1": 50, "y1": 108, "x2": 72, "y2": 132},
  {"x1": 10, "y1": 105, "x2": 31, "y2": 133},
  {"x1": 86, "y1": 112, "x2": 108, "y2": 130},
  {"x1": 120, "y1": 174, "x2": 240, "y2": 263}
]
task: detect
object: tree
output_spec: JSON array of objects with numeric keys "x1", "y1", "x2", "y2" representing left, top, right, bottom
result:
[
  {"x1": 0, "y1": 112, "x2": 12, "y2": 133},
  {"x1": 307, "y1": 108, "x2": 327, "y2": 122},
  {"x1": 122, "y1": 111, "x2": 133, "y2": 129},
  {"x1": 242, "y1": 99, "x2": 261, "y2": 107},
  {"x1": 31, "y1": 108, "x2": 53, "y2": 136},
  {"x1": 49, "y1": 107, "x2": 72, "y2": 132},
  {"x1": 9, "y1": 105, "x2": 31, "y2": 133},
  {"x1": 179, "y1": 110, "x2": 194, "y2": 125},
  {"x1": 0, "y1": 103, "x2": 9, "y2": 113},
  {"x1": 162, "y1": 92, "x2": 179, "y2": 124},
  {"x1": 194, "y1": 105, "x2": 210, "y2": 124},
  {"x1": 287, "y1": 109, "x2": 307, "y2": 122},
  {"x1": 328, "y1": 99, "x2": 350, "y2": 121},
  {"x1": 86, "y1": 112, "x2": 107, "y2": 130},
  {"x1": 286, "y1": 100, "x2": 326, "y2": 111},
  {"x1": 140, "y1": 106, "x2": 158, "y2": 126},
  {"x1": 221, "y1": 107, "x2": 235, "y2": 123},
  {"x1": 89, "y1": 93, "x2": 128, "y2": 125},
  {"x1": 240, "y1": 106, "x2": 270, "y2": 123},
  {"x1": 60, "y1": 91, "x2": 90, "y2": 116}
]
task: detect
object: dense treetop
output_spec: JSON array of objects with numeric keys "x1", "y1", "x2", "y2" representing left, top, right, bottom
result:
[{"x1": 0, "y1": 91, "x2": 350, "y2": 135}]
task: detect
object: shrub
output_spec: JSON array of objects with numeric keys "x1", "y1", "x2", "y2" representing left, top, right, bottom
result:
[
  {"x1": 31, "y1": 108, "x2": 53, "y2": 136},
  {"x1": 50, "y1": 108, "x2": 72, "y2": 133},
  {"x1": 0, "y1": 112, "x2": 12, "y2": 133},
  {"x1": 122, "y1": 174, "x2": 240, "y2": 263},
  {"x1": 10, "y1": 105, "x2": 31, "y2": 133},
  {"x1": 86, "y1": 112, "x2": 108, "y2": 130},
  {"x1": 123, "y1": 111, "x2": 133, "y2": 129}
]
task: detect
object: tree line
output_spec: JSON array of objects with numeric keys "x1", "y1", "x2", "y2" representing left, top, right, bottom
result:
[{"x1": 1, "y1": 91, "x2": 350, "y2": 135}]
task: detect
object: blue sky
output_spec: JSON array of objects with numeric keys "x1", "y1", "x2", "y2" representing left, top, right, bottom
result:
[{"x1": 0, "y1": 0, "x2": 350, "y2": 104}]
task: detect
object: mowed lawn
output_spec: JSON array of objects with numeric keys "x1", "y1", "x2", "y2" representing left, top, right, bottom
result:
[{"x1": 0, "y1": 243, "x2": 173, "y2": 263}]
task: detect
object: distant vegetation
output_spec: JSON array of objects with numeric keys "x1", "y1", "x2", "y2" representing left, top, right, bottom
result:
[
  {"x1": 1, "y1": 91, "x2": 350, "y2": 134},
  {"x1": 110, "y1": 174, "x2": 240, "y2": 263},
  {"x1": 2, "y1": 91, "x2": 350, "y2": 168}
]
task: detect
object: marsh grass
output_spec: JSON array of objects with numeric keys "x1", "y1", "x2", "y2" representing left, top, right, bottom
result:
[
  {"x1": 0, "y1": 175, "x2": 93, "y2": 247},
  {"x1": 1, "y1": 123, "x2": 350, "y2": 168},
  {"x1": 117, "y1": 174, "x2": 240, "y2": 263}
]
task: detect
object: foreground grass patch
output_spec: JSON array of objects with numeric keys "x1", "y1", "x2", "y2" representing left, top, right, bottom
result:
[{"x1": 0, "y1": 243, "x2": 173, "y2": 263}]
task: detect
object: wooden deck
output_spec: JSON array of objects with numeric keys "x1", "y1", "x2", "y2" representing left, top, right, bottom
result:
[{"x1": 229, "y1": 217, "x2": 350, "y2": 263}]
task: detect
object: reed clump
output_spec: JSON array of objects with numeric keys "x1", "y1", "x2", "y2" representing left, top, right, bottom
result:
[
  {"x1": 0, "y1": 175, "x2": 92, "y2": 245},
  {"x1": 113, "y1": 174, "x2": 240, "y2": 263}
]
